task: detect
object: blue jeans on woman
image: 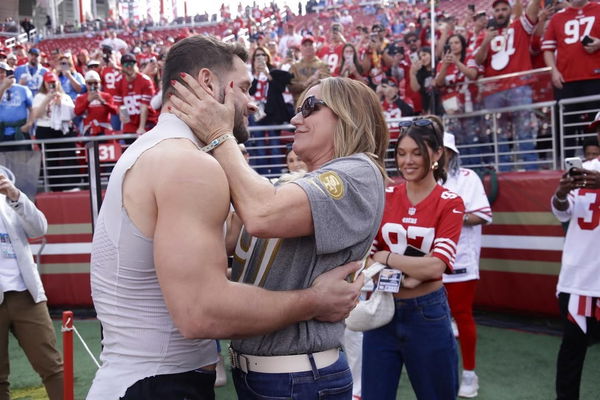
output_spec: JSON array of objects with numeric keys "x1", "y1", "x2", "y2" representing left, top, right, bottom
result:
[
  {"x1": 232, "y1": 351, "x2": 353, "y2": 399},
  {"x1": 362, "y1": 287, "x2": 458, "y2": 400}
]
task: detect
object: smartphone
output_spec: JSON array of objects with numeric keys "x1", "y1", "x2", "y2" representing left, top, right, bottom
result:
[
  {"x1": 443, "y1": 44, "x2": 451, "y2": 54},
  {"x1": 564, "y1": 157, "x2": 583, "y2": 174},
  {"x1": 582, "y1": 35, "x2": 593, "y2": 46},
  {"x1": 468, "y1": 4, "x2": 475, "y2": 11},
  {"x1": 487, "y1": 18, "x2": 497, "y2": 30},
  {"x1": 6, "y1": 69, "x2": 14, "y2": 77},
  {"x1": 404, "y1": 245, "x2": 426, "y2": 257}
]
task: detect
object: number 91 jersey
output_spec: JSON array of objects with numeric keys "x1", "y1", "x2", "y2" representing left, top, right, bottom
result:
[{"x1": 373, "y1": 183, "x2": 465, "y2": 273}]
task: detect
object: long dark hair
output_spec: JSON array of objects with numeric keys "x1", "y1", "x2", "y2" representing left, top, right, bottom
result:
[
  {"x1": 338, "y1": 43, "x2": 363, "y2": 75},
  {"x1": 394, "y1": 115, "x2": 447, "y2": 183},
  {"x1": 446, "y1": 34, "x2": 467, "y2": 63},
  {"x1": 251, "y1": 46, "x2": 274, "y2": 76}
]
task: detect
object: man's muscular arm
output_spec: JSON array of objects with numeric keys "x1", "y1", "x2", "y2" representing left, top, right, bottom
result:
[{"x1": 152, "y1": 150, "x2": 362, "y2": 339}]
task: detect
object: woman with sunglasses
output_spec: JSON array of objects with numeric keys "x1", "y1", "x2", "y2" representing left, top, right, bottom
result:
[
  {"x1": 362, "y1": 116, "x2": 464, "y2": 400},
  {"x1": 170, "y1": 76, "x2": 388, "y2": 399}
]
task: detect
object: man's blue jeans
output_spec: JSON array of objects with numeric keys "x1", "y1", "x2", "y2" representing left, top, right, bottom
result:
[
  {"x1": 232, "y1": 351, "x2": 353, "y2": 399},
  {"x1": 361, "y1": 287, "x2": 458, "y2": 400},
  {"x1": 484, "y1": 85, "x2": 538, "y2": 171}
]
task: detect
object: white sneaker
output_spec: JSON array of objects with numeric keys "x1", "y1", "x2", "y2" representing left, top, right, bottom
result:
[
  {"x1": 458, "y1": 372, "x2": 479, "y2": 398},
  {"x1": 451, "y1": 319, "x2": 459, "y2": 338},
  {"x1": 214, "y1": 354, "x2": 227, "y2": 387}
]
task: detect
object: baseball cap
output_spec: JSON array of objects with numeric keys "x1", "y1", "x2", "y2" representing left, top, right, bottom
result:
[
  {"x1": 301, "y1": 35, "x2": 315, "y2": 45},
  {"x1": 380, "y1": 77, "x2": 399, "y2": 87},
  {"x1": 444, "y1": 132, "x2": 460, "y2": 154},
  {"x1": 0, "y1": 62, "x2": 13, "y2": 72},
  {"x1": 7, "y1": 54, "x2": 16, "y2": 60},
  {"x1": 43, "y1": 72, "x2": 58, "y2": 83},
  {"x1": 29, "y1": 48, "x2": 40, "y2": 55},
  {"x1": 587, "y1": 111, "x2": 600, "y2": 131},
  {"x1": 492, "y1": 0, "x2": 510, "y2": 8},
  {"x1": 0, "y1": 52, "x2": 6, "y2": 59},
  {"x1": 87, "y1": 59, "x2": 100, "y2": 67},
  {"x1": 121, "y1": 53, "x2": 136, "y2": 64},
  {"x1": 85, "y1": 70, "x2": 101, "y2": 82}
]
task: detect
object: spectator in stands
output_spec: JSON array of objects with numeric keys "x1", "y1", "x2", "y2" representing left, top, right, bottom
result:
[
  {"x1": 56, "y1": 54, "x2": 85, "y2": 101},
  {"x1": 14, "y1": 48, "x2": 48, "y2": 96},
  {"x1": 376, "y1": 77, "x2": 415, "y2": 139},
  {"x1": 0, "y1": 62, "x2": 33, "y2": 150},
  {"x1": 100, "y1": 31, "x2": 129, "y2": 53},
  {"x1": 543, "y1": 0, "x2": 600, "y2": 157},
  {"x1": 401, "y1": 32, "x2": 423, "y2": 113},
  {"x1": 74, "y1": 50, "x2": 89, "y2": 75},
  {"x1": 360, "y1": 30, "x2": 388, "y2": 89},
  {"x1": 113, "y1": 53, "x2": 157, "y2": 135},
  {"x1": 409, "y1": 47, "x2": 441, "y2": 115},
  {"x1": 363, "y1": 116, "x2": 462, "y2": 400},
  {"x1": 30, "y1": 73, "x2": 78, "y2": 190},
  {"x1": 551, "y1": 118, "x2": 600, "y2": 399},
  {"x1": 5, "y1": 54, "x2": 16, "y2": 70},
  {"x1": 468, "y1": 12, "x2": 488, "y2": 53},
  {"x1": 474, "y1": 0, "x2": 540, "y2": 170},
  {"x1": 335, "y1": 43, "x2": 365, "y2": 82},
  {"x1": 278, "y1": 22, "x2": 302, "y2": 58},
  {"x1": 442, "y1": 132, "x2": 493, "y2": 399},
  {"x1": 284, "y1": 146, "x2": 306, "y2": 173},
  {"x1": 74, "y1": 70, "x2": 117, "y2": 136},
  {"x1": 319, "y1": 23, "x2": 346, "y2": 74},
  {"x1": 20, "y1": 18, "x2": 35, "y2": 35},
  {"x1": 13, "y1": 45, "x2": 27, "y2": 67},
  {"x1": 288, "y1": 35, "x2": 331, "y2": 105},
  {"x1": 583, "y1": 137, "x2": 600, "y2": 161},
  {"x1": 0, "y1": 167, "x2": 63, "y2": 400}
]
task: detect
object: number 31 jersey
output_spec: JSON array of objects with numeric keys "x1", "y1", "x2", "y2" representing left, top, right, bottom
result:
[{"x1": 373, "y1": 183, "x2": 465, "y2": 273}]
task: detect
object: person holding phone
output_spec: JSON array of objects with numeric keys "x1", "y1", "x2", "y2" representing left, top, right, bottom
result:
[
  {"x1": 0, "y1": 62, "x2": 34, "y2": 150},
  {"x1": 335, "y1": 43, "x2": 365, "y2": 82},
  {"x1": 56, "y1": 54, "x2": 85, "y2": 101},
  {"x1": 362, "y1": 116, "x2": 464, "y2": 400},
  {"x1": 551, "y1": 120, "x2": 600, "y2": 399},
  {"x1": 542, "y1": 0, "x2": 600, "y2": 157},
  {"x1": 74, "y1": 70, "x2": 117, "y2": 136}
]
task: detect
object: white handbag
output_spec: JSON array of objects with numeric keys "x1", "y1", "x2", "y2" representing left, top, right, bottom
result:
[{"x1": 345, "y1": 262, "x2": 395, "y2": 332}]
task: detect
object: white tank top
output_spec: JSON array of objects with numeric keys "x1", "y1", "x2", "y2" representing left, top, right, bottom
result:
[{"x1": 87, "y1": 113, "x2": 218, "y2": 400}]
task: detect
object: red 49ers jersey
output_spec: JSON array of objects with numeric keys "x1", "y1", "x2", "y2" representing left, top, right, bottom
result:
[
  {"x1": 113, "y1": 72, "x2": 156, "y2": 133},
  {"x1": 475, "y1": 15, "x2": 535, "y2": 91},
  {"x1": 100, "y1": 66, "x2": 121, "y2": 95},
  {"x1": 373, "y1": 183, "x2": 465, "y2": 272},
  {"x1": 542, "y1": 3, "x2": 600, "y2": 83},
  {"x1": 318, "y1": 44, "x2": 344, "y2": 74}
]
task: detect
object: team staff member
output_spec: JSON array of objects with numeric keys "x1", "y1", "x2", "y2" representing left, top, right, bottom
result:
[
  {"x1": 442, "y1": 132, "x2": 492, "y2": 399},
  {"x1": 88, "y1": 36, "x2": 363, "y2": 400},
  {"x1": 551, "y1": 119, "x2": 600, "y2": 400},
  {"x1": 0, "y1": 169, "x2": 63, "y2": 400},
  {"x1": 363, "y1": 116, "x2": 464, "y2": 400}
]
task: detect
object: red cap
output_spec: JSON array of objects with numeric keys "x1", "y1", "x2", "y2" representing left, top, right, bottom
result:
[
  {"x1": 43, "y1": 72, "x2": 58, "y2": 83},
  {"x1": 588, "y1": 111, "x2": 600, "y2": 132},
  {"x1": 492, "y1": 0, "x2": 510, "y2": 7},
  {"x1": 301, "y1": 35, "x2": 315, "y2": 45}
]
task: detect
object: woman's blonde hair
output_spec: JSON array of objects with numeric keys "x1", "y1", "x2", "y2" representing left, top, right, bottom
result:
[{"x1": 299, "y1": 77, "x2": 389, "y2": 178}]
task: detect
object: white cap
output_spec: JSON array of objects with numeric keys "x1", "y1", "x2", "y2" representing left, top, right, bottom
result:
[
  {"x1": 443, "y1": 132, "x2": 459, "y2": 154},
  {"x1": 84, "y1": 70, "x2": 101, "y2": 82},
  {"x1": 7, "y1": 53, "x2": 16, "y2": 60}
]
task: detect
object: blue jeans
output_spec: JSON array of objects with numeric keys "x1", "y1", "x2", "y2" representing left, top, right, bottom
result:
[
  {"x1": 484, "y1": 85, "x2": 538, "y2": 171},
  {"x1": 232, "y1": 351, "x2": 353, "y2": 399},
  {"x1": 362, "y1": 287, "x2": 458, "y2": 400}
]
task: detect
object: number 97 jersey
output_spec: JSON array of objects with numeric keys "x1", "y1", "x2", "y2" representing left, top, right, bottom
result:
[{"x1": 373, "y1": 183, "x2": 465, "y2": 273}]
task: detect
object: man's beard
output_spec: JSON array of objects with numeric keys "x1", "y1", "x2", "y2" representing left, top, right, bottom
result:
[{"x1": 218, "y1": 85, "x2": 249, "y2": 144}]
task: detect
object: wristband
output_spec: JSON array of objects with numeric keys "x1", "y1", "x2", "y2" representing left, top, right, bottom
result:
[
  {"x1": 385, "y1": 251, "x2": 392, "y2": 267},
  {"x1": 463, "y1": 213, "x2": 469, "y2": 224},
  {"x1": 201, "y1": 133, "x2": 236, "y2": 153},
  {"x1": 553, "y1": 194, "x2": 568, "y2": 204}
]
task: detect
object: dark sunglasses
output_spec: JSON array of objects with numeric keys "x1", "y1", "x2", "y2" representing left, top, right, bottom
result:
[
  {"x1": 296, "y1": 95, "x2": 327, "y2": 118},
  {"x1": 123, "y1": 61, "x2": 136, "y2": 67},
  {"x1": 399, "y1": 119, "x2": 441, "y2": 141}
]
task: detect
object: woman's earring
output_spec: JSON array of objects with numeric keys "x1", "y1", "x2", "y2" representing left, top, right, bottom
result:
[{"x1": 432, "y1": 161, "x2": 439, "y2": 170}]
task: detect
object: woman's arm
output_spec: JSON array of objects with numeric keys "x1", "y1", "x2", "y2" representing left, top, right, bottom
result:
[{"x1": 372, "y1": 250, "x2": 447, "y2": 281}]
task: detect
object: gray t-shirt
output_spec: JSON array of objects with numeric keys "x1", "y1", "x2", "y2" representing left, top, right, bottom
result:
[{"x1": 231, "y1": 153, "x2": 385, "y2": 356}]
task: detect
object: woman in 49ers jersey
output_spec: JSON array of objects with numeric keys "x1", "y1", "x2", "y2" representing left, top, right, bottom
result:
[{"x1": 362, "y1": 115, "x2": 464, "y2": 400}]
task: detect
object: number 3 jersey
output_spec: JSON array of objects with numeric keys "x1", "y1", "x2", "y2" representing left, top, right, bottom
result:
[
  {"x1": 542, "y1": 2, "x2": 600, "y2": 83},
  {"x1": 373, "y1": 183, "x2": 465, "y2": 273},
  {"x1": 552, "y1": 157, "x2": 600, "y2": 297}
]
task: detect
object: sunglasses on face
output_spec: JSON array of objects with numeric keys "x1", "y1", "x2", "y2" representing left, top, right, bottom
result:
[
  {"x1": 406, "y1": 39, "x2": 417, "y2": 44},
  {"x1": 296, "y1": 95, "x2": 327, "y2": 118},
  {"x1": 123, "y1": 61, "x2": 136, "y2": 67}
]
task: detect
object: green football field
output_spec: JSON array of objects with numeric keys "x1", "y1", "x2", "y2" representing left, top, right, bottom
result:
[{"x1": 7, "y1": 314, "x2": 600, "y2": 399}]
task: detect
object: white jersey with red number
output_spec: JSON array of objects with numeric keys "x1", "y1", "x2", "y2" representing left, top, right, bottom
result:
[
  {"x1": 552, "y1": 157, "x2": 600, "y2": 297},
  {"x1": 318, "y1": 44, "x2": 344, "y2": 74},
  {"x1": 542, "y1": 3, "x2": 600, "y2": 83},
  {"x1": 113, "y1": 73, "x2": 156, "y2": 133},
  {"x1": 442, "y1": 168, "x2": 493, "y2": 283},
  {"x1": 475, "y1": 15, "x2": 535, "y2": 91},
  {"x1": 373, "y1": 183, "x2": 465, "y2": 273},
  {"x1": 100, "y1": 66, "x2": 121, "y2": 95}
]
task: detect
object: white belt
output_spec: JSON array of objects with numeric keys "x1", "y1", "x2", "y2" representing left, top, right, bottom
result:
[{"x1": 229, "y1": 348, "x2": 340, "y2": 374}]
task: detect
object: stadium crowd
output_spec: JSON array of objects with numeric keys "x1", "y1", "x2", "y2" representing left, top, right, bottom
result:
[{"x1": 0, "y1": 0, "x2": 599, "y2": 178}]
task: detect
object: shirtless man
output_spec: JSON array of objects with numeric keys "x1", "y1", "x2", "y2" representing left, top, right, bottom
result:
[{"x1": 87, "y1": 35, "x2": 362, "y2": 400}]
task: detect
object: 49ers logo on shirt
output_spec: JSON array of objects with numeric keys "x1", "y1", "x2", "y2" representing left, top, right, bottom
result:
[{"x1": 318, "y1": 171, "x2": 345, "y2": 199}]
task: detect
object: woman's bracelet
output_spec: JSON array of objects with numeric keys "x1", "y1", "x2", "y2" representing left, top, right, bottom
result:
[{"x1": 385, "y1": 251, "x2": 392, "y2": 267}]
